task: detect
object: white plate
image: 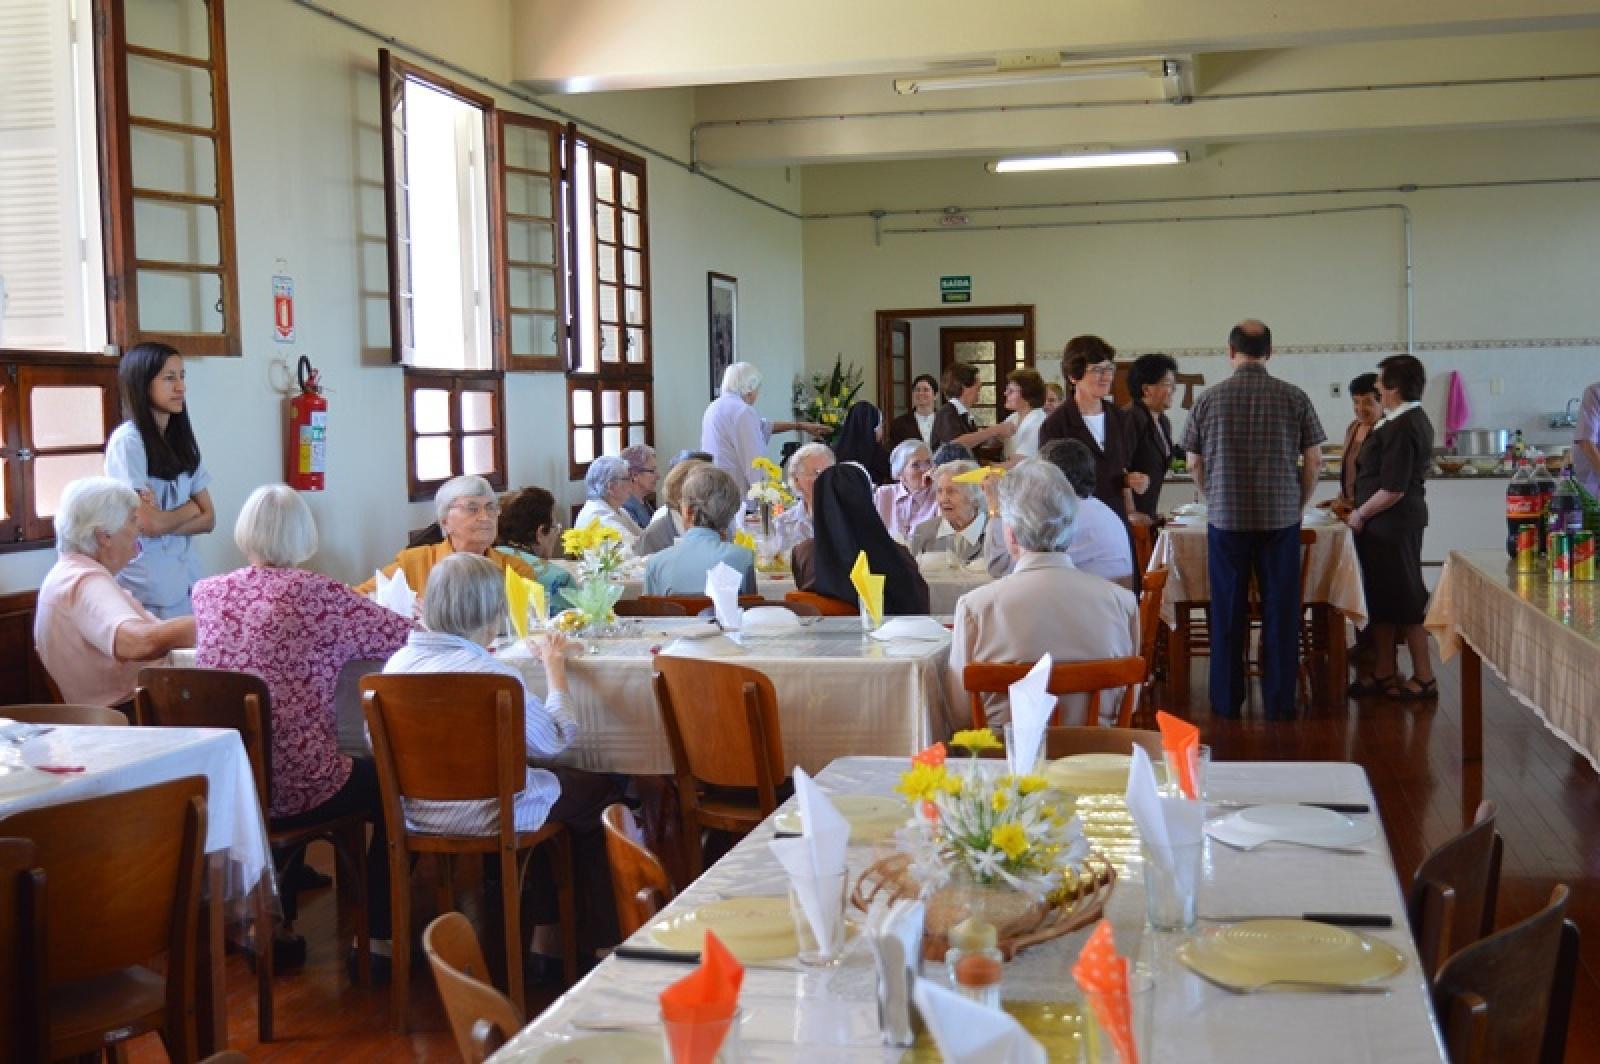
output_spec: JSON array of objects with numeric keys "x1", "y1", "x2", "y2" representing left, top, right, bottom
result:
[
  {"x1": 1208, "y1": 804, "x2": 1375, "y2": 848},
  {"x1": 772, "y1": 794, "x2": 907, "y2": 841}
]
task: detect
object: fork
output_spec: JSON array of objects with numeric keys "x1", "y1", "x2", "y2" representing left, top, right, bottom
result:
[
  {"x1": 1210, "y1": 834, "x2": 1366, "y2": 856},
  {"x1": 1190, "y1": 969, "x2": 1391, "y2": 995}
]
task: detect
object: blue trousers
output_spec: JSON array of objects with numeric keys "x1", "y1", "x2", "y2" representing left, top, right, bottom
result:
[{"x1": 1206, "y1": 524, "x2": 1302, "y2": 718}]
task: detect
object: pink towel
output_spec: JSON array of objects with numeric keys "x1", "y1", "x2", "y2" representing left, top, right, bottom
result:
[{"x1": 1445, "y1": 371, "x2": 1471, "y2": 448}]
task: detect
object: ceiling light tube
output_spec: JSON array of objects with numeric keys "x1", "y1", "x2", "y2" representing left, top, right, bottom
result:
[
  {"x1": 987, "y1": 149, "x2": 1188, "y2": 173},
  {"x1": 895, "y1": 59, "x2": 1172, "y2": 95}
]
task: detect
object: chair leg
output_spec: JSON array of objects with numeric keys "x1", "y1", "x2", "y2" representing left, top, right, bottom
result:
[
  {"x1": 333, "y1": 825, "x2": 371, "y2": 986},
  {"x1": 256, "y1": 876, "x2": 274, "y2": 1043},
  {"x1": 388, "y1": 843, "x2": 411, "y2": 1035},
  {"x1": 501, "y1": 846, "x2": 525, "y2": 1018},
  {"x1": 433, "y1": 854, "x2": 454, "y2": 918},
  {"x1": 551, "y1": 829, "x2": 578, "y2": 984}
]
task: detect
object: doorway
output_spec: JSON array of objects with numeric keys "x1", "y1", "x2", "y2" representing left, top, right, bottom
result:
[{"x1": 874, "y1": 305, "x2": 1036, "y2": 425}]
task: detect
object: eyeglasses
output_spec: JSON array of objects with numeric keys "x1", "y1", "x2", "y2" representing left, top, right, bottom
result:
[
  {"x1": 1085, "y1": 365, "x2": 1117, "y2": 377},
  {"x1": 634, "y1": 468, "x2": 658, "y2": 477},
  {"x1": 451, "y1": 501, "x2": 501, "y2": 519}
]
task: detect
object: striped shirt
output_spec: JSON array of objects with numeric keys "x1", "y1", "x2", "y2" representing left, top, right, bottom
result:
[{"x1": 380, "y1": 630, "x2": 576, "y2": 836}]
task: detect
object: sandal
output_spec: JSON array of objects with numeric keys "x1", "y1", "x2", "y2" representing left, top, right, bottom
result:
[
  {"x1": 1388, "y1": 677, "x2": 1439, "y2": 701},
  {"x1": 1347, "y1": 674, "x2": 1395, "y2": 698}
]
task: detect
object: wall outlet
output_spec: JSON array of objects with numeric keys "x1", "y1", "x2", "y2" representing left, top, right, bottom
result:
[
  {"x1": 1330, "y1": 382, "x2": 1341, "y2": 398},
  {"x1": 1491, "y1": 378, "x2": 1505, "y2": 395}
]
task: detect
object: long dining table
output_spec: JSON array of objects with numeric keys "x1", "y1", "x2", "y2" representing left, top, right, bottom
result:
[{"x1": 492, "y1": 755, "x2": 1444, "y2": 1062}]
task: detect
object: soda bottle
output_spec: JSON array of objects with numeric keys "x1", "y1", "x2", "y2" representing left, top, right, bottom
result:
[
  {"x1": 1512, "y1": 429, "x2": 1526, "y2": 462},
  {"x1": 1550, "y1": 466, "x2": 1584, "y2": 536},
  {"x1": 1506, "y1": 459, "x2": 1541, "y2": 559},
  {"x1": 1532, "y1": 451, "x2": 1557, "y2": 547}
]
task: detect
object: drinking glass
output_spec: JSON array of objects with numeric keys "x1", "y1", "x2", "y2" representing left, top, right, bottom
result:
[
  {"x1": 1082, "y1": 962, "x2": 1155, "y2": 1063},
  {"x1": 788, "y1": 872, "x2": 849, "y2": 966},
  {"x1": 1161, "y1": 743, "x2": 1211, "y2": 800},
  {"x1": 1002, "y1": 722, "x2": 1045, "y2": 777},
  {"x1": 662, "y1": 1008, "x2": 744, "y2": 1063},
  {"x1": 1142, "y1": 840, "x2": 1202, "y2": 930}
]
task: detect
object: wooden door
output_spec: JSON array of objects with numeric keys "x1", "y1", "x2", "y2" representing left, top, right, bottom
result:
[
  {"x1": 940, "y1": 326, "x2": 1027, "y2": 426},
  {"x1": 878, "y1": 320, "x2": 912, "y2": 418}
]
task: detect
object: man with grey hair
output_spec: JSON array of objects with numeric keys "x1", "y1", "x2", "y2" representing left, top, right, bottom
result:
[
  {"x1": 35, "y1": 476, "x2": 195, "y2": 708},
  {"x1": 946, "y1": 460, "x2": 1138, "y2": 728},
  {"x1": 908, "y1": 460, "x2": 989, "y2": 564},
  {"x1": 618, "y1": 443, "x2": 657, "y2": 529},
  {"x1": 700, "y1": 361, "x2": 830, "y2": 493},
  {"x1": 644, "y1": 464, "x2": 758, "y2": 595},
  {"x1": 574, "y1": 455, "x2": 643, "y2": 547},
  {"x1": 771, "y1": 442, "x2": 834, "y2": 555}
]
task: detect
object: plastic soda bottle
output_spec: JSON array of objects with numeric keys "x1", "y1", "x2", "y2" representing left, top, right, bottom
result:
[{"x1": 1506, "y1": 460, "x2": 1541, "y2": 561}]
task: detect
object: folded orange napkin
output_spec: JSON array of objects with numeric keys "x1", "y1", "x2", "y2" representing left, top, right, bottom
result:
[
  {"x1": 660, "y1": 930, "x2": 744, "y2": 1064},
  {"x1": 1071, "y1": 920, "x2": 1136, "y2": 1064},
  {"x1": 1156, "y1": 710, "x2": 1200, "y2": 800},
  {"x1": 913, "y1": 742, "x2": 947, "y2": 768}
]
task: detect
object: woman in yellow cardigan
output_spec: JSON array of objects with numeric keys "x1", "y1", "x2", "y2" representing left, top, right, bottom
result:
[{"x1": 356, "y1": 475, "x2": 536, "y2": 596}]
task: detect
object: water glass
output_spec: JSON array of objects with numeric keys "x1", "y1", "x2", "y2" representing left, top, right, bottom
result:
[
  {"x1": 1161, "y1": 743, "x2": 1211, "y2": 800},
  {"x1": 1002, "y1": 722, "x2": 1045, "y2": 777},
  {"x1": 858, "y1": 596, "x2": 881, "y2": 633},
  {"x1": 788, "y1": 872, "x2": 849, "y2": 966},
  {"x1": 1142, "y1": 840, "x2": 1202, "y2": 930},
  {"x1": 662, "y1": 1008, "x2": 744, "y2": 1063},
  {"x1": 1082, "y1": 963, "x2": 1155, "y2": 1063}
]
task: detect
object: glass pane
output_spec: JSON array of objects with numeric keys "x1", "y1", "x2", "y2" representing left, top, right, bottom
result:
[
  {"x1": 412, "y1": 388, "x2": 451, "y2": 433},
  {"x1": 508, "y1": 265, "x2": 556, "y2": 312},
  {"x1": 510, "y1": 311, "x2": 559, "y2": 358},
  {"x1": 600, "y1": 324, "x2": 620, "y2": 363},
  {"x1": 460, "y1": 390, "x2": 494, "y2": 432},
  {"x1": 504, "y1": 171, "x2": 553, "y2": 219},
  {"x1": 415, "y1": 436, "x2": 453, "y2": 482},
  {"x1": 594, "y1": 159, "x2": 615, "y2": 203},
  {"x1": 601, "y1": 425, "x2": 622, "y2": 455},
  {"x1": 30, "y1": 388, "x2": 106, "y2": 448},
  {"x1": 124, "y1": 0, "x2": 211, "y2": 58},
  {"x1": 620, "y1": 170, "x2": 640, "y2": 210},
  {"x1": 34, "y1": 453, "x2": 106, "y2": 519},
  {"x1": 136, "y1": 269, "x2": 223, "y2": 333},
  {"x1": 596, "y1": 246, "x2": 617, "y2": 284},
  {"x1": 129, "y1": 127, "x2": 217, "y2": 197},
  {"x1": 462, "y1": 433, "x2": 495, "y2": 475},
  {"x1": 624, "y1": 289, "x2": 643, "y2": 326},
  {"x1": 628, "y1": 424, "x2": 646, "y2": 446},
  {"x1": 600, "y1": 390, "x2": 622, "y2": 423},
  {"x1": 622, "y1": 210, "x2": 641, "y2": 247},
  {"x1": 595, "y1": 205, "x2": 615, "y2": 243},
  {"x1": 626, "y1": 327, "x2": 646, "y2": 364},
  {"x1": 505, "y1": 219, "x2": 557, "y2": 265},
  {"x1": 978, "y1": 384, "x2": 996, "y2": 408},
  {"x1": 134, "y1": 200, "x2": 220, "y2": 265},
  {"x1": 503, "y1": 124, "x2": 552, "y2": 171},
  {"x1": 623, "y1": 250, "x2": 641, "y2": 286},
  {"x1": 598, "y1": 285, "x2": 618, "y2": 324},
  {"x1": 570, "y1": 388, "x2": 593, "y2": 426},
  {"x1": 627, "y1": 391, "x2": 646, "y2": 422},
  {"x1": 126, "y1": 55, "x2": 213, "y2": 127},
  {"x1": 573, "y1": 429, "x2": 595, "y2": 464}
]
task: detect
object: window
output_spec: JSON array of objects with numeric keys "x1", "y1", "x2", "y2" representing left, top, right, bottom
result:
[
  {"x1": 496, "y1": 114, "x2": 566, "y2": 372},
  {"x1": 403, "y1": 370, "x2": 506, "y2": 500},
  {"x1": 0, "y1": 357, "x2": 119, "y2": 548}
]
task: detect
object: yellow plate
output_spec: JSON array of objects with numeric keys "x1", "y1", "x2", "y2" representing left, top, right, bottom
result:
[
  {"x1": 772, "y1": 795, "x2": 907, "y2": 842},
  {"x1": 527, "y1": 1031, "x2": 661, "y2": 1062},
  {"x1": 649, "y1": 897, "x2": 799, "y2": 961},
  {"x1": 1178, "y1": 919, "x2": 1406, "y2": 989},
  {"x1": 1045, "y1": 753, "x2": 1133, "y2": 794}
]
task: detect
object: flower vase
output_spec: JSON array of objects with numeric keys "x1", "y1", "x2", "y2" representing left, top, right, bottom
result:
[{"x1": 759, "y1": 501, "x2": 773, "y2": 538}]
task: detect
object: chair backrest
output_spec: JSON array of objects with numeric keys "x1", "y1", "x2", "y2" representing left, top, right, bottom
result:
[
  {"x1": 1433, "y1": 884, "x2": 1579, "y2": 1064},
  {"x1": 692, "y1": 599, "x2": 824, "y2": 619},
  {"x1": 1129, "y1": 521, "x2": 1155, "y2": 575},
  {"x1": 600, "y1": 803, "x2": 674, "y2": 938},
  {"x1": 1138, "y1": 567, "x2": 1168, "y2": 679},
  {"x1": 963, "y1": 657, "x2": 1145, "y2": 729},
  {"x1": 784, "y1": 590, "x2": 858, "y2": 617},
  {"x1": 652, "y1": 655, "x2": 785, "y2": 801},
  {"x1": 1408, "y1": 799, "x2": 1503, "y2": 979},
  {"x1": 0, "y1": 704, "x2": 127, "y2": 726},
  {"x1": 136, "y1": 667, "x2": 272, "y2": 818},
  {"x1": 0, "y1": 838, "x2": 44, "y2": 1064},
  {"x1": 618, "y1": 597, "x2": 688, "y2": 617},
  {"x1": 423, "y1": 912, "x2": 522, "y2": 1064}
]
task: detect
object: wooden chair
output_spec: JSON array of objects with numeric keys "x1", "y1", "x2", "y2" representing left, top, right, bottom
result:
[
  {"x1": 0, "y1": 776, "x2": 206, "y2": 1061},
  {"x1": 1433, "y1": 884, "x2": 1580, "y2": 1064},
  {"x1": 1407, "y1": 800, "x2": 1503, "y2": 980},
  {"x1": 0, "y1": 838, "x2": 45, "y2": 1064},
  {"x1": 962, "y1": 657, "x2": 1145, "y2": 730},
  {"x1": 600, "y1": 803, "x2": 675, "y2": 938},
  {"x1": 1138, "y1": 566, "x2": 1169, "y2": 708},
  {"x1": 652, "y1": 655, "x2": 786, "y2": 876},
  {"x1": 0, "y1": 704, "x2": 126, "y2": 726},
  {"x1": 976, "y1": 725, "x2": 1164, "y2": 763},
  {"x1": 784, "y1": 590, "x2": 858, "y2": 617},
  {"x1": 363, "y1": 673, "x2": 577, "y2": 1033},
  {"x1": 424, "y1": 912, "x2": 522, "y2": 1064},
  {"x1": 1129, "y1": 521, "x2": 1156, "y2": 576},
  {"x1": 616, "y1": 598, "x2": 688, "y2": 617},
  {"x1": 136, "y1": 666, "x2": 372, "y2": 1042}
]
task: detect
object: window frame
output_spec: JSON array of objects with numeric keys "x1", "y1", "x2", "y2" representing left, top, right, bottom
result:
[
  {"x1": 402, "y1": 367, "x2": 507, "y2": 502},
  {"x1": 0, "y1": 354, "x2": 120, "y2": 550},
  {"x1": 494, "y1": 112, "x2": 568, "y2": 373}
]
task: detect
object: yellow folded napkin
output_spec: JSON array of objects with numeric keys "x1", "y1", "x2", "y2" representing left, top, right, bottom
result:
[
  {"x1": 504, "y1": 566, "x2": 547, "y2": 638},
  {"x1": 953, "y1": 466, "x2": 1005, "y2": 485},
  {"x1": 850, "y1": 550, "x2": 885, "y2": 626}
]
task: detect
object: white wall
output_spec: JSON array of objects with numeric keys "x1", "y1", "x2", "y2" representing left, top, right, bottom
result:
[{"x1": 0, "y1": 0, "x2": 804, "y2": 593}]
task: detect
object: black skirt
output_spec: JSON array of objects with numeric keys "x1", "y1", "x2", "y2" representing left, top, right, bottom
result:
[{"x1": 1355, "y1": 525, "x2": 1429, "y2": 625}]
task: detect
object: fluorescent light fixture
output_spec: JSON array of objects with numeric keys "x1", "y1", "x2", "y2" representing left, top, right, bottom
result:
[
  {"x1": 987, "y1": 149, "x2": 1188, "y2": 173},
  {"x1": 895, "y1": 59, "x2": 1172, "y2": 95}
]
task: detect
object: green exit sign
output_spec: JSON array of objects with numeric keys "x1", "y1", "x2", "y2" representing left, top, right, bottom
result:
[{"x1": 940, "y1": 275, "x2": 971, "y2": 303}]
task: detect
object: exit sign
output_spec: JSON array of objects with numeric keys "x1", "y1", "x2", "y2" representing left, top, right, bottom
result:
[{"x1": 940, "y1": 275, "x2": 971, "y2": 303}]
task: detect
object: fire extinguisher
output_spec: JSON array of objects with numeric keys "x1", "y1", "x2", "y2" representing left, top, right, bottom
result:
[{"x1": 285, "y1": 355, "x2": 327, "y2": 491}]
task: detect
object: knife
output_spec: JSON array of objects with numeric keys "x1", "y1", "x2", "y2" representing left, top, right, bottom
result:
[
  {"x1": 1201, "y1": 912, "x2": 1393, "y2": 929},
  {"x1": 613, "y1": 945, "x2": 702, "y2": 964}
]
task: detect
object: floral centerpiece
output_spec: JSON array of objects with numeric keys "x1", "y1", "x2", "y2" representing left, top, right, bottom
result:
[
  {"x1": 792, "y1": 356, "x2": 863, "y2": 443},
  {"x1": 747, "y1": 455, "x2": 793, "y2": 538},
  {"x1": 554, "y1": 520, "x2": 627, "y2": 632}
]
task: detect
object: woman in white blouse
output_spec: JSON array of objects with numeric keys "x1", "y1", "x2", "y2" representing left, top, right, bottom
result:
[
  {"x1": 573, "y1": 455, "x2": 643, "y2": 549},
  {"x1": 1001, "y1": 367, "x2": 1048, "y2": 464}
]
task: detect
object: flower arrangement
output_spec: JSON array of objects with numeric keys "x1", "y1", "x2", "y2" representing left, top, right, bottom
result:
[
  {"x1": 792, "y1": 356, "x2": 863, "y2": 440},
  {"x1": 557, "y1": 519, "x2": 627, "y2": 628},
  {"x1": 891, "y1": 730, "x2": 1090, "y2": 898},
  {"x1": 732, "y1": 528, "x2": 759, "y2": 553},
  {"x1": 746, "y1": 456, "x2": 793, "y2": 511}
]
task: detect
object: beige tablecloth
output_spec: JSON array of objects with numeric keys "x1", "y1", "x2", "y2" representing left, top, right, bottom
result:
[
  {"x1": 1150, "y1": 522, "x2": 1368, "y2": 628},
  {"x1": 1425, "y1": 549, "x2": 1600, "y2": 771}
]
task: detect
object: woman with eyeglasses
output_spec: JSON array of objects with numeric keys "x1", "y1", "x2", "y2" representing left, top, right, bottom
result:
[
  {"x1": 355, "y1": 474, "x2": 537, "y2": 596},
  {"x1": 1039, "y1": 335, "x2": 1148, "y2": 520},
  {"x1": 1123, "y1": 352, "x2": 1180, "y2": 522}
]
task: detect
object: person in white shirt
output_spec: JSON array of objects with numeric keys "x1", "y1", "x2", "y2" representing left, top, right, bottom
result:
[
  {"x1": 699, "y1": 362, "x2": 828, "y2": 494},
  {"x1": 981, "y1": 439, "x2": 1135, "y2": 587},
  {"x1": 573, "y1": 456, "x2": 644, "y2": 549},
  {"x1": 1000, "y1": 367, "x2": 1048, "y2": 463},
  {"x1": 908, "y1": 461, "x2": 988, "y2": 565},
  {"x1": 771, "y1": 442, "x2": 835, "y2": 555}
]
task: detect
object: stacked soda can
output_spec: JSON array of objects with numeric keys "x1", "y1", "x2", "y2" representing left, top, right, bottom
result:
[
  {"x1": 1515, "y1": 526, "x2": 1541, "y2": 572},
  {"x1": 1574, "y1": 531, "x2": 1595, "y2": 582},
  {"x1": 1549, "y1": 532, "x2": 1572, "y2": 582}
]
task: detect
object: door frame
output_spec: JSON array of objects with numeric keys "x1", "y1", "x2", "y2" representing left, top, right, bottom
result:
[{"x1": 873, "y1": 304, "x2": 1036, "y2": 418}]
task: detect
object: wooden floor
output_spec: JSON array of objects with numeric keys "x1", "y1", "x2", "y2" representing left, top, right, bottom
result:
[{"x1": 125, "y1": 649, "x2": 1600, "y2": 1063}]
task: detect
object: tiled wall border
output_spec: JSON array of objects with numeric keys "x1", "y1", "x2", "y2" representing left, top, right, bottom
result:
[{"x1": 1115, "y1": 337, "x2": 1600, "y2": 358}]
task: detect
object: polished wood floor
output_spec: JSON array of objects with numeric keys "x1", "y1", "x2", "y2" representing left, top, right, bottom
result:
[{"x1": 124, "y1": 650, "x2": 1600, "y2": 1062}]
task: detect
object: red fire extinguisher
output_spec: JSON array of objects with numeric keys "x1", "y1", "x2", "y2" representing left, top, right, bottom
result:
[{"x1": 285, "y1": 355, "x2": 327, "y2": 491}]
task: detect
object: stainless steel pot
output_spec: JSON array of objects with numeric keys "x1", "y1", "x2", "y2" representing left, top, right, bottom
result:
[{"x1": 1448, "y1": 428, "x2": 1510, "y2": 456}]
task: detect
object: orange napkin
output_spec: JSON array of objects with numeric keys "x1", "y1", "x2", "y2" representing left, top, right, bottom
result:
[
  {"x1": 1071, "y1": 920, "x2": 1136, "y2": 1064},
  {"x1": 660, "y1": 930, "x2": 744, "y2": 1064},
  {"x1": 1156, "y1": 710, "x2": 1200, "y2": 800},
  {"x1": 913, "y1": 742, "x2": 947, "y2": 767}
]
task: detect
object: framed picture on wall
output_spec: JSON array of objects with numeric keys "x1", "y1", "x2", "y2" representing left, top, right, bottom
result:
[{"x1": 707, "y1": 272, "x2": 738, "y2": 398}]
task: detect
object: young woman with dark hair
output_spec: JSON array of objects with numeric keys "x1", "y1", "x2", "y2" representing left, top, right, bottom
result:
[
  {"x1": 104, "y1": 342, "x2": 215, "y2": 617},
  {"x1": 887, "y1": 373, "x2": 941, "y2": 449}
]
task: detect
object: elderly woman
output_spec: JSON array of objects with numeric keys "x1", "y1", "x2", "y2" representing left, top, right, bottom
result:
[
  {"x1": 982, "y1": 440, "x2": 1136, "y2": 586},
  {"x1": 645, "y1": 465, "x2": 758, "y2": 596},
  {"x1": 636, "y1": 456, "x2": 703, "y2": 556},
  {"x1": 833, "y1": 401, "x2": 891, "y2": 484},
  {"x1": 700, "y1": 362, "x2": 828, "y2": 493},
  {"x1": 356, "y1": 475, "x2": 536, "y2": 595},
  {"x1": 770, "y1": 442, "x2": 835, "y2": 556},
  {"x1": 908, "y1": 461, "x2": 989, "y2": 565},
  {"x1": 34, "y1": 476, "x2": 195, "y2": 709},
  {"x1": 618, "y1": 444, "x2": 657, "y2": 529},
  {"x1": 874, "y1": 439, "x2": 939, "y2": 543},
  {"x1": 494, "y1": 486, "x2": 575, "y2": 600},
  {"x1": 794, "y1": 464, "x2": 930, "y2": 614},
  {"x1": 193, "y1": 484, "x2": 412, "y2": 947},
  {"x1": 1326, "y1": 373, "x2": 1383, "y2": 515},
  {"x1": 948, "y1": 461, "x2": 1139, "y2": 728},
  {"x1": 1124, "y1": 353, "x2": 1180, "y2": 521},
  {"x1": 382, "y1": 553, "x2": 619, "y2": 955},
  {"x1": 573, "y1": 456, "x2": 644, "y2": 548}
]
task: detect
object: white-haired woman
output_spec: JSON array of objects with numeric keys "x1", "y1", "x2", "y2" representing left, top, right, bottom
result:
[
  {"x1": 644, "y1": 464, "x2": 758, "y2": 596},
  {"x1": 573, "y1": 456, "x2": 643, "y2": 548},
  {"x1": 873, "y1": 439, "x2": 938, "y2": 543},
  {"x1": 908, "y1": 461, "x2": 989, "y2": 564},
  {"x1": 34, "y1": 476, "x2": 195, "y2": 709},
  {"x1": 356, "y1": 474, "x2": 536, "y2": 595},
  {"x1": 699, "y1": 361, "x2": 829, "y2": 493},
  {"x1": 770, "y1": 442, "x2": 835, "y2": 555},
  {"x1": 193, "y1": 483, "x2": 412, "y2": 952},
  {"x1": 946, "y1": 461, "x2": 1139, "y2": 728},
  {"x1": 382, "y1": 553, "x2": 620, "y2": 957}
]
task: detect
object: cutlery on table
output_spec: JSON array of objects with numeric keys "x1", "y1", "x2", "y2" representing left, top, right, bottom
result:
[
  {"x1": 1210, "y1": 801, "x2": 1371, "y2": 814},
  {"x1": 1209, "y1": 835, "x2": 1367, "y2": 856},
  {"x1": 611, "y1": 945, "x2": 790, "y2": 970},
  {"x1": 1189, "y1": 970, "x2": 1392, "y2": 996},
  {"x1": 1199, "y1": 912, "x2": 1394, "y2": 929}
]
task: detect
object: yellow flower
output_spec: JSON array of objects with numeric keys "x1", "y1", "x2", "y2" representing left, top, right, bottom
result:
[
  {"x1": 733, "y1": 530, "x2": 757, "y2": 552},
  {"x1": 991, "y1": 822, "x2": 1029, "y2": 862},
  {"x1": 950, "y1": 728, "x2": 1001, "y2": 753},
  {"x1": 896, "y1": 763, "x2": 950, "y2": 803},
  {"x1": 941, "y1": 774, "x2": 964, "y2": 796},
  {"x1": 991, "y1": 790, "x2": 1011, "y2": 813},
  {"x1": 1017, "y1": 775, "x2": 1049, "y2": 795},
  {"x1": 751, "y1": 456, "x2": 783, "y2": 480}
]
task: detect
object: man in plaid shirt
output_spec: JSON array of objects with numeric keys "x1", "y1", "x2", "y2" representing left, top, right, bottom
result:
[{"x1": 1182, "y1": 320, "x2": 1325, "y2": 719}]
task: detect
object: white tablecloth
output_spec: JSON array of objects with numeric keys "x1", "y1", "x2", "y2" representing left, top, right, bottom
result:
[
  {"x1": 494, "y1": 757, "x2": 1443, "y2": 1063},
  {"x1": 1151, "y1": 522, "x2": 1369, "y2": 628},
  {"x1": 0, "y1": 725, "x2": 273, "y2": 904}
]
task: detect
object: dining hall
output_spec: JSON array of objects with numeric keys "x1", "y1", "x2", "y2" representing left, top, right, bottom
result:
[{"x1": 2, "y1": 0, "x2": 1599, "y2": 1060}]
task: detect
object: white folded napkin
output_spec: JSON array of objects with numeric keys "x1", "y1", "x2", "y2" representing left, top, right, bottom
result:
[
  {"x1": 1125, "y1": 745, "x2": 1204, "y2": 895},
  {"x1": 1007, "y1": 654, "x2": 1054, "y2": 777},
  {"x1": 915, "y1": 552, "x2": 955, "y2": 574},
  {"x1": 705, "y1": 561, "x2": 744, "y2": 630},
  {"x1": 373, "y1": 568, "x2": 416, "y2": 618},
  {"x1": 659, "y1": 634, "x2": 746, "y2": 657},
  {"x1": 912, "y1": 978, "x2": 1045, "y2": 1064},
  {"x1": 740, "y1": 606, "x2": 800, "y2": 635},
  {"x1": 867, "y1": 895, "x2": 925, "y2": 1046},
  {"x1": 768, "y1": 769, "x2": 849, "y2": 951},
  {"x1": 867, "y1": 616, "x2": 948, "y2": 642}
]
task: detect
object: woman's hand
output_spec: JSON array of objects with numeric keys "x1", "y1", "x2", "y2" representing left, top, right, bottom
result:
[
  {"x1": 1128, "y1": 512, "x2": 1154, "y2": 528},
  {"x1": 134, "y1": 489, "x2": 160, "y2": 536},
  {"x1": 1126, "y1": 472, "x2": 1151, "y2": 495},
  {"x1": 1345, "y1": 509, "x2": 1366, "y2": 532},
  {"x1": 529, "y1": 630, "x2": 570, "y2": 692}
]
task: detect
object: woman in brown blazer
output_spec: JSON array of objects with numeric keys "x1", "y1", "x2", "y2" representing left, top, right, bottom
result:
[
  {"x1": 1037, "y1": 335, "x2": 1148, "y2": 518},
  {"x1": 887, "y1": 374, "x2": 940, "y2": 449},
  {"x1": 929, "y1": 362, "x2": 1012, "y2": 459}
]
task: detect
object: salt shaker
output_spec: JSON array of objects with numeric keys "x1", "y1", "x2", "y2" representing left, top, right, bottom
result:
[{"x1": 944, "y1": 916, "x2": 1004, "y2": 1011}]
